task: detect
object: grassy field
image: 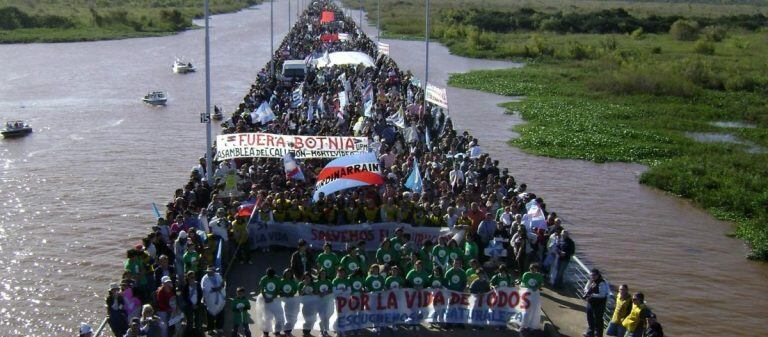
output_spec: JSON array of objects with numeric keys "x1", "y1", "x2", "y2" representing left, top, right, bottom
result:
[
  {"x1": 345, "y1": 0, "x2": 768, "y2": 259},
  {"x1": 0, "y1": 0, "x2": 261, "y2": 43}
]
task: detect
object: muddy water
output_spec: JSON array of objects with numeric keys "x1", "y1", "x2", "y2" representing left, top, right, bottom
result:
[{"x1": 0, "y1": 2, "x2": 765, "y2": 336}]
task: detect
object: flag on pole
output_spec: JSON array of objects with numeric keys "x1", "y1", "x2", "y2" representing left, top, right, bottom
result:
[
  {"x1": 214, "y1": 238, "x2": 223, "y2": 269},
  {"x1": 251, "y1": 101, "x2": 276, "y2": 124},
  {"x1": 307, "y1": 101, "x2": 315, "y2": 121},
  {"x1": 151, "y1": 202, "x2": 162, "y2": 219},
  {"x1": 283, "y1": 152, "x2": 305, "y2": 181},
  {"x1": 404, "y1": 158, "x2": 423, "y2": 194},
  {"x1": 386, "y1": 107, "x2": 406, "y2": 129},
  {"x1": 291, "y1": 83, "x2": 304, "y2": 108}
]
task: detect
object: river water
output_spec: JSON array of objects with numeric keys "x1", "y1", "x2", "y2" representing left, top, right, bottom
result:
[{"x1": 0, "y1": 2, "x2": 765, "y2": 336}]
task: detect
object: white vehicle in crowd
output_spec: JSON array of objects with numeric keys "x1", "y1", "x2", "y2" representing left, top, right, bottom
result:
[
  {"x1": 142, "y1": 91, "x2": 168, "y2": 106},
  {"x1": 172, "y1": 58, "x2": 196, "y2": 74}
]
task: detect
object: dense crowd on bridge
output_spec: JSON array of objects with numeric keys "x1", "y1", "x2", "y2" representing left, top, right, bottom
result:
[{"x1": 93, "y1": 1, "x2": 663, "y2": 337}]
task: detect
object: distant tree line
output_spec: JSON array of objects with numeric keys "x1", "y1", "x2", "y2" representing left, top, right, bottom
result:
[
  {"x1": 0, "y1": 6, "x2": 75, "y2": 30},
  {"x1": 440, "y1": 8, "x2": 768, "y2": 35}
]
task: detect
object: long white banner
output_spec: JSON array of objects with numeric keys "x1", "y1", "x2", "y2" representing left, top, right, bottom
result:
[
  {"x1": 248, "y1": 222, "x2": 461, "y2": 252},
  {"x1": 254, "y1": 287, "x2": 542, "y2": 332},
  {"x1": 426, "y1": 83, "x2": 448, "y2": 109},
  {"x1": 216, "y1": 133, "x2": 370, "y2": 160}
]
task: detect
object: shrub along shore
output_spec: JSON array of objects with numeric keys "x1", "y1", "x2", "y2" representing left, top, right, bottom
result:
[
  {"x1": 346, "y1": 0, "x2": 768, "y2": 260},
  {"x1": 0, "y1": 0, "x2": 261, "y2": 43}
]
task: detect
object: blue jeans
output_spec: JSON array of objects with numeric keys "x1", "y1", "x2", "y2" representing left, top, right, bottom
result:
[
  {"x1": 586, "y1": 299, "x2": 606, "y2": 337},
  {"x1": 554, "y1": 259, "x2": 570, "y2": 288},
  {"x1": 606, "y1": 322, "x2": 626, "y2": 337}
]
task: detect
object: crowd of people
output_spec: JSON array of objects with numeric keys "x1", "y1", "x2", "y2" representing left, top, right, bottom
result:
[{"x1": 93, "y1": 1, "x2": 663, "y2": 337}]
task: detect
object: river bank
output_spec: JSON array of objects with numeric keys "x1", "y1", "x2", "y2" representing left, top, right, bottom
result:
[{"x1": 0, "y1": 0, "x2": 262, "y2": 43}]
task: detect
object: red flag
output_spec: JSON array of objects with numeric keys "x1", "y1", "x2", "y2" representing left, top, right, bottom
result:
[{"x1": 321, "y1": 11, "x2": 335, "y2": 23}]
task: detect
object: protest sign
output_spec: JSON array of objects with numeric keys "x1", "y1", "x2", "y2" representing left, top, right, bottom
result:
[
  {"x1": 425, "y1": 83, "x2": 448, "y2": 109},
  {"x1": 313, "y1": 153, "x2": 384, "y2": 201},
  {"x1": 254, "y1": 287, "x2": 542, "y2": 332},
  {"x1": 215, "y1": 133, "x2": 369, "y2": 160}
]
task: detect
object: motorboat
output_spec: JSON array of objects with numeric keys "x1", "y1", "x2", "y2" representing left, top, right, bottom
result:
[
  {"x1": 172, "y1": 58, "x2": 196, "y2": 73},
  {"x1": 2, "y1": 120, "x2": 32, "y2": 138},
  {"x1": 142, "y1": 91, "x2": 167, "y2": 105}
]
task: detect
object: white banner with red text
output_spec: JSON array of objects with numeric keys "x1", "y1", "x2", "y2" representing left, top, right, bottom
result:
[
  {"x1": 215, "y1": 133, "x2": 370, "y2": 160},
  {"x1": 247, "y1": 222, "x2": 462, "y2": 252},
  {"x1": 254, "y1": 287, "x2": 542, "y2": 332}
]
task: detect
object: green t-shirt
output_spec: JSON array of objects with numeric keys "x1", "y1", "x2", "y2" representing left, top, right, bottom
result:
[
  {"x1": 466, "y1": 268, "x2": 477, "y2": 279},
  {"x1": 298, "y1": 281, "x2": 316, "y2": 295},
  {"x1": 447, "y1": 247, "x2": 462, "y2": 264},
  {"x1": 428, "y1": 275, "x2": 446, "y2": 289},
  {"x1": 376, "y1": 248, "x2": 399, "y2": 265},
  {"x1": 520, "y1": 271, "x2": 544, "y2": 290},
  {"x1": 259, "y1": 276, "x2": 281, "y2": 298},
  {"x1": 406, "y1": 269, "x2": 429, "y2": 289},
  {"x1": 385, "y1": 275, "x2": 405, "y2": 290},
  {"x1": 332, "y1": 277, "x2": 351, "y2": 292},
  {"x1": 432, "y1": 245, "x2": 449, "y2": 266},
  {"x1": 491, "y1": 273, "x2": 514, "y2": 288},
  {"x1": 340, "y1": 254, "x2": 365, "y2": 275},
  {"x1": 231, "y1": 297, "x2": 251, "y2": 326},
  {"x1": 280, "y1": 278, "x2": 298, "y2": 297},
  {"x1": 365, "y1": 275, "x2": 385, "y2": 292},
  {"x1": 419, "y1": 248, "x2": 434, "y2": 273},
  {"x1": 316, "y1": 279, "x2": 333, "y2": 295},
  {"x1": 316, "y1": 252, "x2": 340, "y2": 276},
  {"x1": 389, "y1": 236, "x2": 404, "y2": 252},
  {"x1": 183, "y1": 251, "x2": 200, "y2": 273},
  {"x1": 445, "y1": 267, "x2": 467, "y2": 292},
  {"x1": 464, "y1": 242, "x2": 479, "y2": 262},
  {"x1": 349, "y1": 276, "x2": 365, "y2": 294}
]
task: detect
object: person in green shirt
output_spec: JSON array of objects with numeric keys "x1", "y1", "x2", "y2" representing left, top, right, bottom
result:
[
  {"x1": 315, "y1": 242, "x2": 339, "y2": 279},
  {"x1": 447, "y1": 239, "x2": 462, "y2": 265},
  {"x1": 316, "y1": 269, "x2": 333, "y2": 296},
  {"x1": 385, "y1": 266, "x2": 405, "y2": 290},
  {"x1": 349, "y1": 269, "x2": 366, "y2": 294},
  {"x1": 365, "y1": 265, "x2": 385, "y2": 292},
  {"x1": 389, "y1": 227, "x2": 405, "y2": 252},
  {"x1": 231, "y1": 286, "x2": 251, "y2": 337},
  {"x1": 340, "y1": 246, "x2": 366, "y2": 275},
  {"x1": 432, "y1": 237, "x2": 450, "y2": 269},
  {"x1": 281, "y1": 269, "x2": 299, "y2": 336},
  {"x1": 429, "y1": 266, "x2": 446, "y2": 289},
  {"x1": 298, "y1": 272, "x2": 317, "y2": 337},
  {"x1": 463, "y1": 233, "x2": 480, "y2": 265},
  {"x1": 375, "y1": 239, "x2": 399, "y2": 265},
  {"x1": 406, "y1": 260, "x2": 429, "y2": 289},
  {"x1": 332, "y1": 267, "x2": 351, "y2": 293},
  {"x1": 466, "y1": 259, "x2": 480, "y2": 285},
  {"x1": 182, "y1": 245, "x2": 200, "y2": 278},
  {"x1": 490, "y1": 265, "x2": 515, "y2": 288},
  {"x1": 258, "y1": 268, "x2": 282, "y2": 300},
  {"x1": 520, "y1": 263, "x2": 544, "y2": 291},
  {"x1": 445, "y1": 259, "x2": 467, "y2": 292},
  {"x1": 298, "y1": 272, "x2": 316, "y2": 296}
]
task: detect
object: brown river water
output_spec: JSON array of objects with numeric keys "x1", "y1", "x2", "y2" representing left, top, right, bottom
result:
[{"x1": 0, "y1": 2, "x2": 765, "y2": 336}]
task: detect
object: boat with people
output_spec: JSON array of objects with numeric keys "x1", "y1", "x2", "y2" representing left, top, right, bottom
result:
[
  {"x1": 92, "y1": 2, "x2": 659, "y2": 337},
  {"x1": 142, "y1": 91, "x2": 168, "y2": 105},
  {"x1": 212, "y1": 105, "x2": 223, "y2": 120},
  {"x1": 2, "y1": 120, "x2": 32, "y2": 138},
  {"x1": 172, "y1": 58, "x2": 196, "y2": 74}
]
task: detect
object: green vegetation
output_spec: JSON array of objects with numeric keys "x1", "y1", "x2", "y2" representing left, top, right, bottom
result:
[
  {"x1": 0, "y1": 0, "x2": 261, "y2": 43},
  {"x1": 349, "y1": 0, "x2": 768, "y2": 259}
]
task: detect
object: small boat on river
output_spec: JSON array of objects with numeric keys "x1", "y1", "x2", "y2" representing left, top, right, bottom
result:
[
  {"x1": 172, "y1": 58, "x2": 196, "y2": 74},
  {"x1": 142, "y1": 91, "x2": 167, "y2": 106},
  {"x1": 212, "y1": 105, "x2": 223, "y2": 120},
  {"x1": 2, "y1": 120, "x2": 32, "y2": 138}
]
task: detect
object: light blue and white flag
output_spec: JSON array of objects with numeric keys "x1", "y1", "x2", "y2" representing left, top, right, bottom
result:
[
  {"x1": 292, "y1": 83, "x2": 304, "y2": 108},
  {"x1": 404, "y1": 158, "x2": 423, "y2": 194},
  {"x1": 251, "y1": 101, "x2": 276, "y2": 124}
]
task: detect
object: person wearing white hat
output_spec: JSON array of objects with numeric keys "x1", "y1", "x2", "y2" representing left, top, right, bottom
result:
[{"x1": 79, "y1": 322, "x2": 93, "y2": 337}]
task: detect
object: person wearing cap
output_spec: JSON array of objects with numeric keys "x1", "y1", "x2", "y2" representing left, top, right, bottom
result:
[
  {"x1": 583, "y1": 269, "x2": 611, "y2": 337},
  {"x1": 155, "y1": 276, "x2": 175, "y2": 337},
  {"x1": 106, "y1": 282, "x2": 128, "y2": 337},
  {"x1": 290, "y1": 239, "x2": 313, "y2": 278},
  {"x1": 201, "y1": 266, "x2": 226, "y2": 335}
]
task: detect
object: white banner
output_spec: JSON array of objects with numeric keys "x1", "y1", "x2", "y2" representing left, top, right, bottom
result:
[
  {"x1": 426, "y1": 83, "x2": 448, "y2": 109},
  {"x1": 248, "y1": 222, "x2": 460, "y2": 252},
  {"x1": 377, "y1": 42, "x2": 390, "y2": 56},
  {"x1": 215, "y1": 133, "x2": 369, "y2": 160},
  {"x1": 254, "y1": 287, "x2": 542, "y2": 332}
]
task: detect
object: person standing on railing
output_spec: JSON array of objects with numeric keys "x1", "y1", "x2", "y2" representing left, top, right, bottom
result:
[
  {"x1": 582, "y1": 268, "x2": 610, "y2": 337},
  {"x1": 607, "y1": 284, "x2": 632, "y2": 337}
]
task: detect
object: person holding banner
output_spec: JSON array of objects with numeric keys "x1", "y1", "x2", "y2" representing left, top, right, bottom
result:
[
  {"x1": 315, "y1": 270, "x2": 334, "y2": 337},
  {"x1": 406, "y1": 260, "x2": 429, "y2": 290},
  {"x1": 375, "y1": 239, "x2": 399, "y2": 266},
  {"x1": 364, "y1": 265, "x2": 385, "y2": 292},
  {"x1": 490, "y1": 265, "x2": 515, "y2": 289},
  {"x1": 258, "y1": 268, "x2": 285, "y2": 337},
  {"x1": 332, "y1": 267, "x2": 351, "y2": 293},
  {"x1": 384, "y1": 266, "x2": 405, "y2": 289}
]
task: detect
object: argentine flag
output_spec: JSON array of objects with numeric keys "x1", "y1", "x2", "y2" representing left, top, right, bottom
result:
[{"x1": 404, "y1": 158, "x2": 423, "y2": 194}]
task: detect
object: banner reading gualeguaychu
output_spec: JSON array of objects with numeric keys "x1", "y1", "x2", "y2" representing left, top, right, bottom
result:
[
  {"x1": 254, "y1": 287, "x2": 542, "y2": 332},
  {"x1": 215, "y1": 133, "x2": 370, "y2": 160}
]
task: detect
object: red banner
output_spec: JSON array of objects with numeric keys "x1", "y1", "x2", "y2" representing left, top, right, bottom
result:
[{"x1": 321, "y1": 11, "x2": 335, "y2": 23}]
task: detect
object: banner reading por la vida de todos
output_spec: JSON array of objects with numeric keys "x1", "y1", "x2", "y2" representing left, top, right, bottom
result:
[
  {"x1": 216, "y1": 133, "x2": 370, "y2": 160},
  {"x1": 254, "y1": 287, "x2": 542, "y2": 332}
]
